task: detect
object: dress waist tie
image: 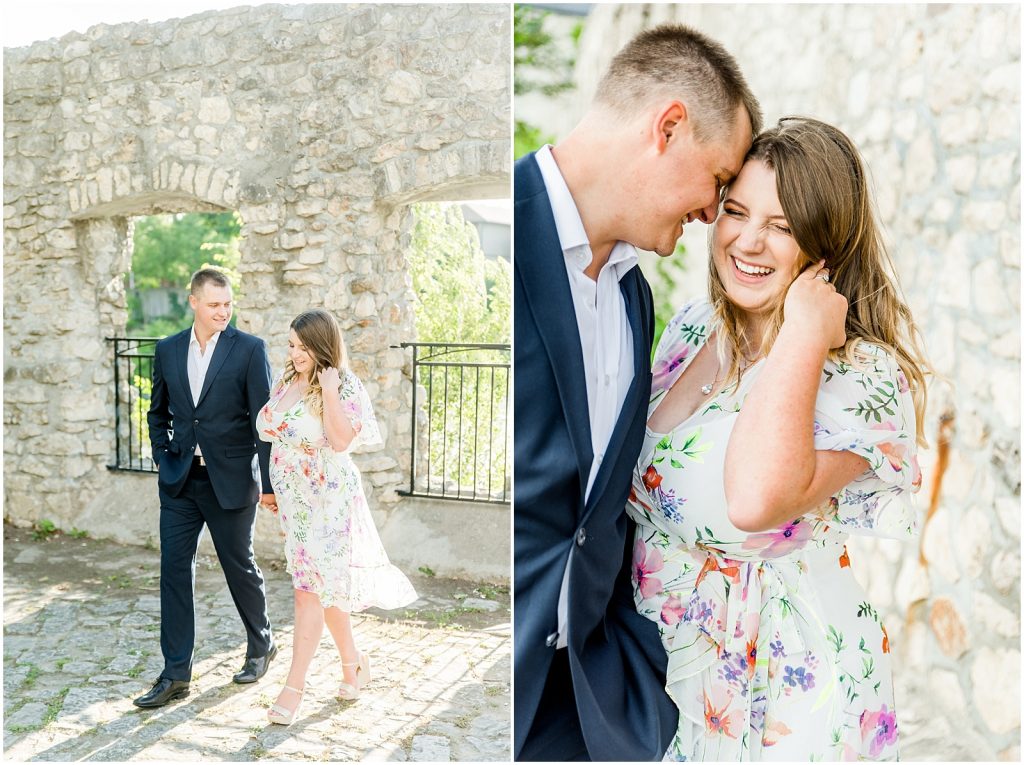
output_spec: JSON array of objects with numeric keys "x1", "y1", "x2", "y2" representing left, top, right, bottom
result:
[{"x1": 664, "y1": 548, "x2": 810, "y2": 760}]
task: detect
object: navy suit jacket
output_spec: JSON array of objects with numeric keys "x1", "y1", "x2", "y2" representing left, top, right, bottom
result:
[
  {"x1": 147, "y1": 324, "x2": 273, "y2": 510},
  {"x1": 513, "y1": 153, "x2": 677, "y2": 760}
]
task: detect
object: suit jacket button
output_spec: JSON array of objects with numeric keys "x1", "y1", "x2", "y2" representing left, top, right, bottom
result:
[
  {"x1": 194, "y1": 419, "x2": 199, "y2": 425},
  {"x1": 545, "y1": 632, "x2": 558, "y2": 647},
  {"x1": 576, "y1": 527, "x2": 587, "y2": 547}
]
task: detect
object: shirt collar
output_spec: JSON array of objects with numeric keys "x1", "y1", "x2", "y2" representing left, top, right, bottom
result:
[
  {"x1": 190, "y1": 325, "x2": 221, "y2": 349},
  {"x1": 535, "y1": 145, "x2": 639, "y2": 280},
  {"x1": 534, "y1": 144, "x2": 590, "y2": 253}
]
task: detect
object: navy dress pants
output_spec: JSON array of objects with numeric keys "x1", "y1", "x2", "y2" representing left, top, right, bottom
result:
[{"x1": 158, "y1": 463, "x2": 272, "y2": 681}]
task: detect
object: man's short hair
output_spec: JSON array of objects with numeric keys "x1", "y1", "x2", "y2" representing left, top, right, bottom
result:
[
  {"x1": 189, "y1": 267, "x2": 231, "y2": 296},
  {"x1": 594, "y1": 24, "x2": 762, "y2": 143}
]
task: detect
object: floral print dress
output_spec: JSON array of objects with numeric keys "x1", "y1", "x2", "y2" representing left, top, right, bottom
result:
[
  {"x1": 627, "y1": 299, "x2": 921, "y2": 762},
  {"x1": 257, "y1": 369, "x2": 417, "y2": 612}
]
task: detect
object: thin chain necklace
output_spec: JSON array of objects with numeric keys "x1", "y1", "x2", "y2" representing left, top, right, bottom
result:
[{"x1": 700, "y1": 335, "x2": 760, "y2": 396}]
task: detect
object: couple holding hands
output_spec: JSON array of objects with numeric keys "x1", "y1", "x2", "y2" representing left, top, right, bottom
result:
[
  {"x1": 515, "y1": 25, "x2": 928, "y2": 762},
  {"x1": 132, "y1": 268, "x2": 416, "y2": 726}
]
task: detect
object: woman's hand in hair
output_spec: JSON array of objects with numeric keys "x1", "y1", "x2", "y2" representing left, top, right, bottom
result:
[
  {"x1": 317, "y1": 366, "x2": 342, "y2": 392},
  {"x1": 784, "y1": 260, "x2": 848, "y2": 351}
]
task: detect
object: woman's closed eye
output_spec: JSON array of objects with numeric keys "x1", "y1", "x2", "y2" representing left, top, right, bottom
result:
[{"x1": 725, "y1": 209, "x2": 790, "y2": 233}]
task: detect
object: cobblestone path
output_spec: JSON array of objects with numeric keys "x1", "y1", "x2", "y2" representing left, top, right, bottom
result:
[{"x1": 3, "y1": 524, "x2": 510, "y2": 761}]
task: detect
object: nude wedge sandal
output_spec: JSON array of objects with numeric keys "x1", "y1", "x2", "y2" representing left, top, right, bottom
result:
[
  {"x1": 267, "y1": 684, "x2": 304, "y2": 725},
  {"x1": 338, "y1": 652, "x2": 371, "y2": 700}
]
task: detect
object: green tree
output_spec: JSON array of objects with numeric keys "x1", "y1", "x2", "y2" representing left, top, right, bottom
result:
[
  {"x1": 131, "y1": 212, "x2": 241, "y2": 289},
  {"x1": 127, "y1": 211, "x2": 241, "y2": 334},
  {"x1": 514, "y1": 5, "x2": 581, "y2": 159},
  {"x1": 406, "y1": 202, "x2": 510, "y2": 498},
  {"x1": 651, "y1": 243, "x2": 691, "y2": 353},
  {"x1": 407, "y1": 203, "x2": 510, "y2": 343}
]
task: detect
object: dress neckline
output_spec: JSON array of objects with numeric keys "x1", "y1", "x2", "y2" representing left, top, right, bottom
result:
[
  {"x1": 646, "y1": 312, "x2": 764, "y2": 438},
  {"x1": 271, "y1": 378, "x2": 307, "y2": 415}
]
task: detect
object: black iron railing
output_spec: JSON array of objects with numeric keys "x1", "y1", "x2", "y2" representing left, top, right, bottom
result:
[
  {"x1": 108, "y1": 337, "x2": 160, "y2": 472},
  {"x1": 398, "y1": 342, "x2": 510, "y2": 504},
  {"x1": 107, "y1": 337, "x2": 511, "y2": 500}
]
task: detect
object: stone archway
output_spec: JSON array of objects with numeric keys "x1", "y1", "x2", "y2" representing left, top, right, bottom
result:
[{"x1": 3, "y1": 3, "x2": 510, "y2": 569}]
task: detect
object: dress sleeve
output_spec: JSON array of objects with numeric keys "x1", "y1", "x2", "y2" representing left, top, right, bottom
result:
[
  {"x1": 812, "y1": 344, "x2": 922, "y2": 539},
  {"x1": 338, "y1": 369, "x2": 382, "y2": 450},
  {"x1": 651, "y1": 298, "x2": 713, "y2": 393}
]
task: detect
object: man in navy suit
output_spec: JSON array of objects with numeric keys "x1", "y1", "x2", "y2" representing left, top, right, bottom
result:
[
  {"x1": 134, "y1": 268, "x2": 277, "y2": 708},
  {"x1": 514, "y1": 25, "x2": 761, "y2": 760}
]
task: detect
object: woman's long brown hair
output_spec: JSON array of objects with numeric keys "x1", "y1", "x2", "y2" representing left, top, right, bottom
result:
[
  {"x1": 708, "y1": 116, "x2": 931, "y2": 444},
  {"x1": 283, "y1": 309, "x2": 350, "y2": 420}
]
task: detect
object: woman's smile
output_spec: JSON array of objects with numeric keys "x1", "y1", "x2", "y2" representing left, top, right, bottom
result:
[{"x1": 730, "y1": 255, "x2": 777, "y2": 282}]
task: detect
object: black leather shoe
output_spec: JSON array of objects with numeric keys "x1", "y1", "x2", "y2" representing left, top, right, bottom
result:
[
  {"x1": 133, "y1": 677, "x2": 190, "y2": 708},
  {"x1": 232, "y1": 642, "x2": 278, "y2": 684}
]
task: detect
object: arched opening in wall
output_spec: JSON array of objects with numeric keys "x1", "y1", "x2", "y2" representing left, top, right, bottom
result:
[
  {"x1": 126, "y1": 211, "x2": 242, "y2": 336},
  {"x1": 113, "y1": 210, "x2": 242, "y2": 472},
  {"x1": 401, "y1": 197, "x2": 511, "y2": 505}
]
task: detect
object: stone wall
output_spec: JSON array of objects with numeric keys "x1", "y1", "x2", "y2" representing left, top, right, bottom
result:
[
  {"x1": 566, "y1": 4, "x2": 1020, "y2": 760},
  {"x1": 3, "y1": 3, "x2": 510, "y2": 576}
]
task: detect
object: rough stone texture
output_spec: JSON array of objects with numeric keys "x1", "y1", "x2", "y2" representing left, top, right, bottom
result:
[
  {"x1": 551, "y1": 4, "x2": 1020, "y2": 760},
  {"x1": 2, "y1": 524, "x2": 510, "y2": 761},
  {"x1": 3, "y1": 5, "x2": 510, "y2": 575}
]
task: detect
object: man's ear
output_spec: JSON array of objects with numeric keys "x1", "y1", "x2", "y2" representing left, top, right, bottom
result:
[
  {"x1": 654, "y1": 101, "x2": 690, "y2": 153},
  {"x1": 188, "y1": 293, "x2": 197, "y2": 311}
]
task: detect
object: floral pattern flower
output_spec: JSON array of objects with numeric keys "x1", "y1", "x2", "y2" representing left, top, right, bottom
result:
[
  {"x1": 624, "y1": 298, "x2": 918, "y2": 762},
  {"x1": 661, "y1": 594, "x2": 685, "y2": 626},
  {"x1": 703, "y1": 686, "x2": 742, "y2": 740},
  {"x1": 643, "y1": 465, "x2": 663, "y2": 491},
  {"x1": 632, "y1": 538, "x2": 664, "y2": 599},
  {"x1": 741, "y1": 518, "x2": 814, "y2": 558},
  {"x1": 860, "y1": 705, "x2": 898, "y2": 758}
]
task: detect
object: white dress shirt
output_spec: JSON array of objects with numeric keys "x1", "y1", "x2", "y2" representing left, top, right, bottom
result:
[
  {"x1": 534, "y1": 145, "x2": 638, "y2": 649},
  {"x1": 187, "y1": 325, "x2": 221, "y2": 458}
]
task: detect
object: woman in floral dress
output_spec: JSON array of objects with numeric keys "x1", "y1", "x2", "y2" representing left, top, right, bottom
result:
[
  {"x1": 627, "y1": 118, "x2": 930, "y2": 760},
  {"x1": 257, "y1": 309, "x2": 416, "y2": 724}
]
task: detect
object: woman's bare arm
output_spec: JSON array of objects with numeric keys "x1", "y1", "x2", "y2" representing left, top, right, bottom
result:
[{"x1": 724, "y1": 263, "x2": 866, "y2": 532}]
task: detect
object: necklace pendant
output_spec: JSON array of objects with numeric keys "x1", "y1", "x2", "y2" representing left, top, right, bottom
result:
[{"x1": 701, "y1": 383, "x2": 713, "y2": 395}]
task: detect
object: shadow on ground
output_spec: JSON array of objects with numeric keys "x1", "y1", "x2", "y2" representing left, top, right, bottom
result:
[{"x1": 3, "y1": 523, "x2": 510, "y2": 762}]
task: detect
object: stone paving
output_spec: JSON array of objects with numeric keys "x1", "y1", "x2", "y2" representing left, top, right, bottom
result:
[{"x1": 2, "y1": 524, "x2": 510, "y2": 762}]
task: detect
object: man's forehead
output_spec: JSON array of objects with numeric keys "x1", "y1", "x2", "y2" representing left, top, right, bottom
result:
[
  {"x1": 195, "y1": 283, "x2": 232, "y2": 301},
  {"x1": 719, "y1": 134, "x2": 751, "y2": 181},
  {"x1": 719, "y1": 165, "x2": 741, "y2": 183}
]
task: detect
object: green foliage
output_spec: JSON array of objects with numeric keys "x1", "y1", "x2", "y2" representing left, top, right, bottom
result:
[
  {"x1": 22, "y1": 664, "x2": 41, "y2": 688},
  {"x1": 31, "y1": 520, "x2": 58, "y2": 541},
  {"x1": 43, "y1": 688, "x2": 70, "y2": 726},
  {"x1": 513, "y1": 5, "x2": 577, "y2": 96},
  {"x1": 418, "y1": 565, "x2": 436, "y2": 578},
  {"x1": 651, "y1": 242, "x2": 690, "y2": 354},
  {"x1": 408, "y1": 203, "x2": 509, "y2": 343},
  {"x1": 513, "y1": 5, "x2": 580, "y2": 159},
  {"x1": 407, "y1": 203, "x2": 510, "y2": 498},
  {"x1": 127, "y1": 212, "x2": 241, "y2": 332},
  {"x1": 129, "y1": 365, "x2": 153, "y2": 460},
  {"x1": 130, "y1": 212, "x2": 241, "y2": 290},
  {"x1": 515, "y1": 120, "x2": 555, "y2": 161},
  {"x1": 474, "y1": 583, "x2": 509, "y2": 600}
]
